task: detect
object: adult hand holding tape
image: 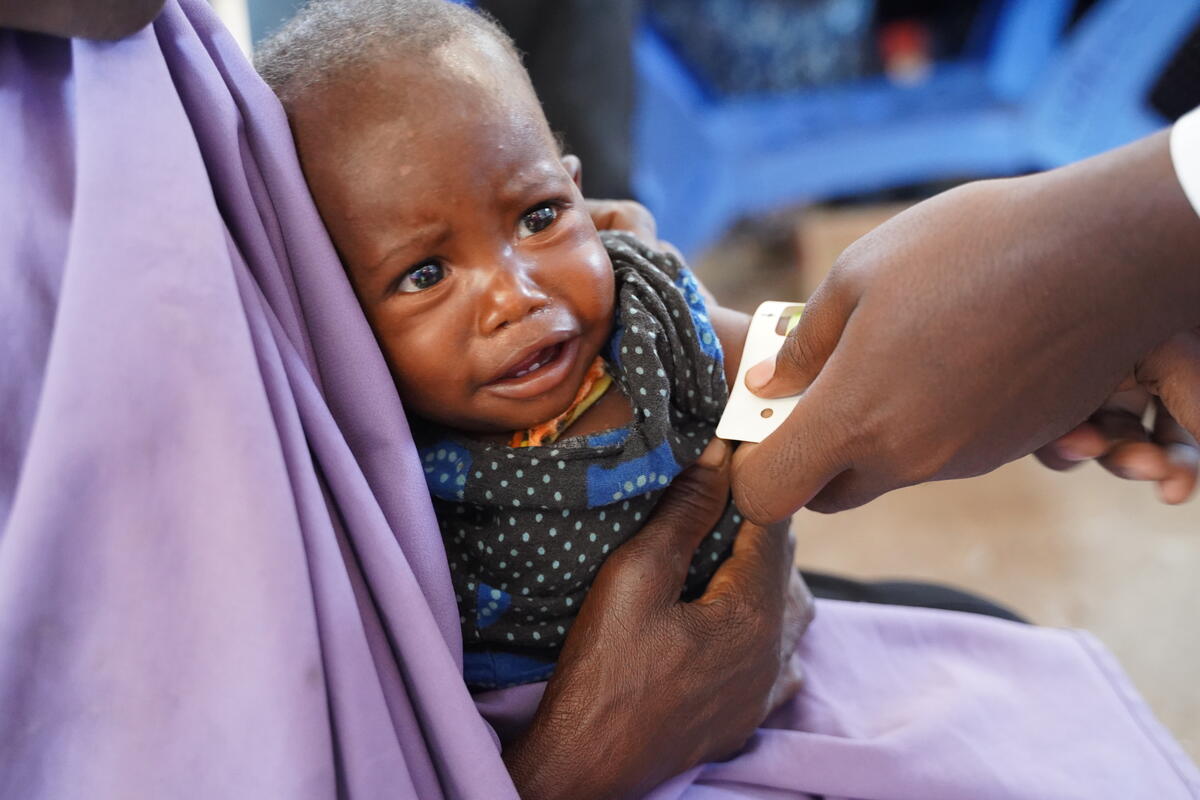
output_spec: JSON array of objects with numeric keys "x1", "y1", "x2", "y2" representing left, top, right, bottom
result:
[{"x1": 730, "y1": 125, "x2": 1200, "y2": 524}]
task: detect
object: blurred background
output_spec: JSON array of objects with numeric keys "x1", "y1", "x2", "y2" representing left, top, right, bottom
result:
[{"x1": 215, "y1": 0, "x2": 1200, "y2": 759}]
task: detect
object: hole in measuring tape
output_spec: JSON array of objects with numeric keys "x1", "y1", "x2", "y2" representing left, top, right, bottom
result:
[{"x1": 760, "y1": 408, "x2": 774, "y2": 419}]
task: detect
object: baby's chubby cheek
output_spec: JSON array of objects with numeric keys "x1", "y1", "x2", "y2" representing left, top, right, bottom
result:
[
  {"x1": 567, "y1": 238, "x2": 616, "y2": 326},
  {"x1": 382, "y1": 330, "x2": 471, "y2": 412}
]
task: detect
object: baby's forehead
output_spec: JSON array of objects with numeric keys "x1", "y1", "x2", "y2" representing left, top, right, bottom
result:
[
  {"x1": 332, "y1": 34, "x2": 539, "y2": 128},
  {"x1": 431, "y1": 28, "x2": 527, "y2": 87},
  {"x1": 296, "y1": 42, "x2": 548, "y2": 160},
  {"x1": 362, "y1": 29, "x2": 528, "y2": 101},
  {"x1": 288, "y1": 32, "x2": 565, "y2": 260}
]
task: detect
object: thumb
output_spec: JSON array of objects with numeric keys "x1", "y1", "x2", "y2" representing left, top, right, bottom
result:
[
  {"x1": 700, "y1": 519, "x2": 790, "y2": 609},
  {"x1": 731, "y1": 378, "x2": 851, "y2": 525},
  {"x1": 1136, "y1": 329, "x2": 1200, "y2": 444},
  {"x1": 745, "y1": 281, "x2": 853, "y2": 399}
]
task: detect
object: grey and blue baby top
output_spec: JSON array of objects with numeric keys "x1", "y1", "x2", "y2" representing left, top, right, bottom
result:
[{"x1": 417, "y1": 231, "x2": 742, "y2": 687}]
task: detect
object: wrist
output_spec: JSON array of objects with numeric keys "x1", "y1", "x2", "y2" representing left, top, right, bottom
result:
[
  {"x1": 1021, "y1": 130, "x2": 1200, "y2": 341},
  {"x1": 503, "y1": 690, "x2": 630, "y2": 800},
  {"x1": 504, "y1": 733, "x2": 578, "y2": 800}
]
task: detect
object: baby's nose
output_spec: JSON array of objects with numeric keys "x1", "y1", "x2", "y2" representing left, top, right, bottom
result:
[{"x1": 479, "y1": 262, "x2": 550, "y2": 333}]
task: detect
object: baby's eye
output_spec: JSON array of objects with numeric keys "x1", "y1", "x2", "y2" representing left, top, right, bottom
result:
[
  {"x1": 518, "y1": 204, "x2": 558, "y2": 239},
  {"x1": 396, "y1": 261, "x2": 445, "y2": 293}
]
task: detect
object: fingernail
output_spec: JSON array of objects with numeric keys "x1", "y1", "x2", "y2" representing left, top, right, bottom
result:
[
  {"x1": 1165, "y1": 443, "x2": 1200, "y2": 469},
  {"x1": 696, "y1": 437, "x2": 730, "y2": 469},
  {"x1": 745, "y1": 358, "x2": 774, "y2": 393}
]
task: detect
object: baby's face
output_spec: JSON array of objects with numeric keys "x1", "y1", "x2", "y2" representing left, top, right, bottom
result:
[{"x1": 291, "y1": 33, "x2": 614, "y2": 434}]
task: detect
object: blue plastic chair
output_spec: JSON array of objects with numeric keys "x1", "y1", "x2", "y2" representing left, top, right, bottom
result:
[{"x1": 633, "y1": 0, "x2": 1200, "y2": 256}]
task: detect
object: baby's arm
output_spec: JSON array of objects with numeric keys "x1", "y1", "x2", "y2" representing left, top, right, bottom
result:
[{"x1": 708, "y1": 304, "x2": 751, "y2": 391}]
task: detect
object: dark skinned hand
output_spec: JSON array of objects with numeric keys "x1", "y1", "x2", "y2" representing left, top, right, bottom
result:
[
  {"x1": 731, "y1": 130, "x2": 1200, "y2": 522},
  {"x1": 1036, "y1": 328, "x2": 1200, "y2": 503},
  {"x1": 586, "y1": 198, "x2": 693, "y2": 274},
  {"x1": 586, "y1": 198, "x2": 718, "y2": 308},
  {"x1": 504, "y1": 438, "x2": 814, "y2": 800},
  {"x1": 585, "y1": 198, "x2": 659, "y2": 246}
]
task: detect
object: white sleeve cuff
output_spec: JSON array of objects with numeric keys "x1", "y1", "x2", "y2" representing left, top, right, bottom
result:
[{"x1": 1171, "y1": 107, "x2": 1200, "y2": 218}]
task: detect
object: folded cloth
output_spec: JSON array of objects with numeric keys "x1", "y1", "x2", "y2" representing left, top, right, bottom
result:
[
  {"x1": 0, "y1": 2, "x2": 1196, "y2": 798},
  {"x1": 0, "y1": 3, "x2": 500, "y2": 796},
  {"x1": 479, "y1": 599, "x2": 1200, "y2": 799}
]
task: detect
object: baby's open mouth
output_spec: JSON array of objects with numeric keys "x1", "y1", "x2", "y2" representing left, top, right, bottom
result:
[
  {"x1": 500, "y1": 342, "x2": 564, "y2": 381},
  {"x1": 485, "y1": 335, "x2": 580, "y2": 400}
]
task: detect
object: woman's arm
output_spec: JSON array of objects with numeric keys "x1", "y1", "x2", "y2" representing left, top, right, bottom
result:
[
  {"x1": 709, "y1": 305, "x2": 752, "y2": 390},
  {"x1": 504, "y1": 440, "x2": 812, "y2": 799}
]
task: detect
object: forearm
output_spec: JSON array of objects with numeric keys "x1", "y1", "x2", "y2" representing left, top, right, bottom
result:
[
  {"x1": 709, "y1": 304, "x2": 752, "y2": 386},
  {"x1": 502, "y1": 638, "x2": 698, "y2": 800},
  {"x1": 504, "y1": 722, "x2": 596, "y2": 800},
  {"x1": 1017, "y1": 130, "x2": 1200, "y2": 346},
  {"x1": 503, "y1": 690, "x2": 641, "y2": 800}
]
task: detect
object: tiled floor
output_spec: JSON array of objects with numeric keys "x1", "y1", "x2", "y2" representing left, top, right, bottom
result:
[{"x1": 695, "y1": 203, "x2": 1200, "y2": 762}]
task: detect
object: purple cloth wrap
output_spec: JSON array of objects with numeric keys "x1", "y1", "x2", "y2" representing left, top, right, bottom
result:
[{"x1": 0, "y1": 2, "x2": 1196, "y2": 797}]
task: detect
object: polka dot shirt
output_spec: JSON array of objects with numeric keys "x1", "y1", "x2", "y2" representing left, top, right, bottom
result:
[{"x1": 419, "y1": 232, "x2": 741, "y2": 664}]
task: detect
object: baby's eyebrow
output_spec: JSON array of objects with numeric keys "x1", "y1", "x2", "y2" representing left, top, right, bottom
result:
[
  {"x1": 367, "y1": 224, "x2": 450, "y2": 276},
  {"x1": 497, "y1": 162, "x2": 567, "y2": 202}
]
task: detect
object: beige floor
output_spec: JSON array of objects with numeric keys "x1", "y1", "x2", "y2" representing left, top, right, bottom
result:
[
  {"x1": 695, "y1": 203, "x2": 1200, "y2": 762},
  {"x1": 796, "y1": 460, "x2": 1200, "y2": 762}
]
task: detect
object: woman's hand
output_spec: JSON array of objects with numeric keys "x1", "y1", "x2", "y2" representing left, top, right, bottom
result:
[
  {"x1": 504, "y1": 439, "x2": 813, "y2": 800},
  {"x1": 1036, "y1": 329, "x2": 1200, "y2": 503},
  {"x1": 585, "y1": 198, "x2": 660, "y2": 246},
  {"x1": 730, "y1": 130, "x2": 1200, "y2": 522}
]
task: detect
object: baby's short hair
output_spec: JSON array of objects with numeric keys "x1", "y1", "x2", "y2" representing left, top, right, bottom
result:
[{"x1": 255, "y1": 0, "x2": 519, "y2": 106}]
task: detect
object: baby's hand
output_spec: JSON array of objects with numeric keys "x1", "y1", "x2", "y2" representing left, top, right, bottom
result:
[
  {"x1": 585, "y1": 198, "x2": 661, "y2": 248},
  {"x1": 1036, "y1": 385, "x2": 1199, "y2": 504},
  {"x1": 585, "y1": 197, "x2": 715, "y2": 305}
]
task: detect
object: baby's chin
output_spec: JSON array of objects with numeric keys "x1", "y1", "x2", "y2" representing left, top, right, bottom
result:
[{"x1": 414, "y1": 394, "x2": 576, "y2": 441}]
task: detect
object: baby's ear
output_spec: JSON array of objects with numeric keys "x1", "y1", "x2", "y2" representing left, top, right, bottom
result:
[{"x1": 561, "y1": 154, "x2": 583, "y2": 190}]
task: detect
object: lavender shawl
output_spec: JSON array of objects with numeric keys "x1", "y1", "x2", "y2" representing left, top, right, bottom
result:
[{"x1": 0, "y1": 3, "x2": 1196, "y2": 797}]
